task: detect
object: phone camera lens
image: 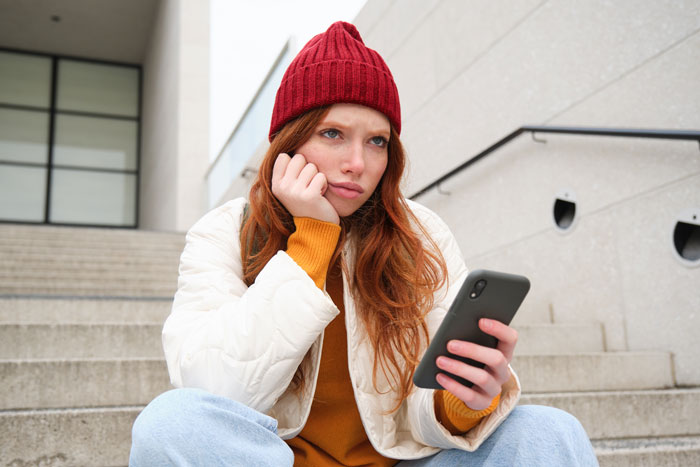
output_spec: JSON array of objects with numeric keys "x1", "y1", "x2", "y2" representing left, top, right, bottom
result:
[{"x1": 470, "y1": 279, "x2": 487, "y2": 299}]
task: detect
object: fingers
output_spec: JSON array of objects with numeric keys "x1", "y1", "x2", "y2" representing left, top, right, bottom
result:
[
  {"x1": 438, "y1": 340, "x2": 510, "y2": 392},
  {"x1": 436, "y1": 373, "x2": 494, "y2": 411},
  {"x1": 479, "y1": 318, "x2": 518, "y2": 362},
  {"x1": 271, "y1": 153, "x2": 291, "y2": 190},
  {"x1": 298, "y1": 161, "x2": 320, "y2": 186},
  {"x1": 272, "y1": 153, "x2": 317, "y2": 195},
  {"x1": 308, "y1": 172, "x2": 328, "y2": 196},
  {"x1": 436, "y1": 336, "x2": 514, "y2": 410},
  {"x1": 436, "y1": 355, "x2": 501, "y2": 396},
  {"x1": 270, "y1": 153, "x2": 339, "y2": 224},
  {"x1": 446, "y1": 340, "x2": 510, "y2": 382},
  {"x1": 274, "y1": 153, "x2": 309, "y2": 183}
]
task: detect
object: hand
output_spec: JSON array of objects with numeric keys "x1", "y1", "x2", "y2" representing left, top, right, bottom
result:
[
  {"x1": 271, "y1": 153, "x2": 340, "y2": 224},
  {"x1": 435, "y1": 318, "x2": 518, "y2": 411}
]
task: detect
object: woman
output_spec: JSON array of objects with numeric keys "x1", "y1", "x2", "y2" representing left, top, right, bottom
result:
[{"x1": 130, "y1": 21, "x2": 597, "y2": 466}]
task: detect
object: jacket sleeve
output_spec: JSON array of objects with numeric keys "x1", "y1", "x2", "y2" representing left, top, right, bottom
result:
[
  {"x1": 162, "y1": 199, "x2": 339, "y2": 414},
  {"x1": 404, "y1": 201, "x2": 522, "y2": 452}
]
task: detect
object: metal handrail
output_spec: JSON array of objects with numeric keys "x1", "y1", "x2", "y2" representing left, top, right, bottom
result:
[{"x1": 408, "y1": 126, "x2": 700, "y2": 200}]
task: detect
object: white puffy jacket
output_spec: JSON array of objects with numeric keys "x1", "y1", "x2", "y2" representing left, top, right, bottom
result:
[{"x1": 163, "y1": 197, "x2": 521, "y2": 460}]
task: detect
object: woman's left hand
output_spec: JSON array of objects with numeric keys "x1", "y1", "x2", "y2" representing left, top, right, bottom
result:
[{"x1": 435, "y1": 318, "x2": 517, "y2": 411}]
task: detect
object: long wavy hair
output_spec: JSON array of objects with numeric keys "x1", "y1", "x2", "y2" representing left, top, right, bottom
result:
[{"x1": 240, "y1": 106, "x2": 447, "y2": 411}]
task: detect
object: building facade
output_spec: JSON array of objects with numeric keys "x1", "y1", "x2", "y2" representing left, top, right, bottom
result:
[{"x1": 1, "y1": 0, "x2": 699, "y2": 385}]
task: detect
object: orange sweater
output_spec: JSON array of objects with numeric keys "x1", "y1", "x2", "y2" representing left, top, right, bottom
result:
[{"x1": 285, "y1": 217, "x2": 499, "y2": 466}]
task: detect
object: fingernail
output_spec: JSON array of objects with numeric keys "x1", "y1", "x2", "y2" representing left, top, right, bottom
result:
[
  {"x1": 481, "y1": 318, "x2": 492, "y2": 330},
  {"x1": 447, "y1": 341, "x2": 459, "y2": 352}
]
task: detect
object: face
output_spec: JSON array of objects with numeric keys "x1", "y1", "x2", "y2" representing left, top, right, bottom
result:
[{"x1": 294, "y1": 103, "x2": 390, "y2": 217}]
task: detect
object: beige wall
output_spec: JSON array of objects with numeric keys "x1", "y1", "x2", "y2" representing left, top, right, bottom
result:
[
  {"x1": 141, "y1": 0, "x2": 209, "y2": 232},
  {"x1": 355, "y1": 0, "x2": 700, "y2": 384}
]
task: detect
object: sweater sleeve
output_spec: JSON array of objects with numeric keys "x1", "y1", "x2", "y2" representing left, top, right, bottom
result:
[
  {"x1": 286, "y1": 217, "x2": 341, "y2": 289},
  {"x1": 434, "y1": 391, "x2": 501, "y2": 435}
]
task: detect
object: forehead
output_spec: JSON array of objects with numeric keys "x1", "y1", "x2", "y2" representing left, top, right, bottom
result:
[{"x1": 323, "y1": 103, "x2": 390, "y2": 132}]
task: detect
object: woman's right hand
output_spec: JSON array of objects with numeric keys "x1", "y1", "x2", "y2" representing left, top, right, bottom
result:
[{"x1": 271, "y1": 153, "x2": 340, "y2": 224}]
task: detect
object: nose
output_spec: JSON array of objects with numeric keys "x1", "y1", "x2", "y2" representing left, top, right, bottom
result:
[{"x1": 340, "y1": 141, "x2": 365, "y2": 175}]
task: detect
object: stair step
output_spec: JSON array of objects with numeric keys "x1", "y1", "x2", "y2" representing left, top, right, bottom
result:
[
  {"x1": 0, "y1": 280, "x2": 176, "y2": 297},
  {"x1": 0, "y1": 223, "x2": 184, "y2": 243},
  {"x1": 0, "y1": 406, "x2": 140, "y2": 466},
  {"x1": 0, "y1": 324, "x2": 163, "y2": 359},
  {"x1": 520, "y1": 388, "x2": 700, "y2": 440},
  {"x1": 0, "y1": 241, "x2": 180, "y2": 250},
  {"x1": 514, "y1": 352, "x2": 673, "y2": 392},
  {"x1": 0, "y1": 351, "x2": 676, "y2": 410},
  {"x1": 0, "y1": 269, "x2": 178, "y2": 282},
  {"x1": 3, "y1": 409, "x2": 698, "y2": 467},
  {"x1": 0, "y1": 245, "x2": 183, "y2": 259},
  {"x1": 1, "y1": 359, "x2": 171, "y2": 409},
  {"x1": 594, "y1": 436, "x2": 700, "y2": 467},
  {"x1": 2, "y1": 254, "x2": 180, "y2": 268},
  {"x1": 516, "y1": 323, "x2": 605, "y2": 354},
  {"x1": 0, "y1": 297, "x2": 172, "y2": 324}
]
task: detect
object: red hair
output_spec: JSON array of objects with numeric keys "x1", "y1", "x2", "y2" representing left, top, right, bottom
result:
[{"x1": 241, "y1": 106, "x2": 447, "y2": 411}]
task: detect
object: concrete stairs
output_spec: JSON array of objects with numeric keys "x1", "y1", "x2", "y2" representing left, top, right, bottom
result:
[
  {"x1": 1, "y1": 223, "x2": 699, "y2": 465},
  {"x1": 515, "y1": 323, "x2": 700, "y2": 466},
  {"x1": 0, "y1": 224, "x2": 178, "y2": 466}
]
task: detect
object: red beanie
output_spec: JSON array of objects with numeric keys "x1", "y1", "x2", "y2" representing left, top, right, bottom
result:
[{"x1": 269, "y1": 21, "x2": 401, "y2": 141}]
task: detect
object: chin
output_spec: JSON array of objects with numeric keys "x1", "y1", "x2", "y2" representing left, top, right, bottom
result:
[
  {"x1": 336, "y1": 206, "x2": 359, "y2": 218},
  {"x1": 330, "y1": 199, "x2": 363, "y2": 218}
]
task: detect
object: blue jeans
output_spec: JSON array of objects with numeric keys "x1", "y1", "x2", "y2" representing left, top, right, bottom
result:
[{"x1": 130, "y1": 388, "x2": 598, "y2": 466}]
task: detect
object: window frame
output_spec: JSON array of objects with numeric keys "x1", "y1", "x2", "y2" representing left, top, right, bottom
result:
[{"x1": 0, "y1": 47, "x2": 142, "y2": 228}]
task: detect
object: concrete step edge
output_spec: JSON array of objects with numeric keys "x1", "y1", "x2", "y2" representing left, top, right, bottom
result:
[
  {"x1": 0, "y1": 405, "x2": 145, "y2": 416},
  {"x1": 0, "y1": 272, "x2": 177, "y2": 281},
  {"x1": 0, "y1": 405, "x2": 143, "y2": 466},
  {"x1": 0, "y1": 225, "x2": 184, "y2": 240},
  {"x1": 0, "y1": 241, "x2": 185, "y2": 250},
  {"x1": 1, "y1": 358, "x2": 171, "y2": 410},
  {"x1": 520, "y1": 388, "x2": 700, "y2": 440},
  {"x1": 515, "y1": 322, "x2": 605, "y2": 355},
  {"x1": 0, "y1": 294, "x2": 173, "y2": 301},
  {"x1": 0, "y1": 241, "x2": 183, "y2": 251},
  {"x1": 594, "y1": 435, "x2": 700, "y2": 467},
  {"x1": 593, "y1": 435, "x2": 700, "y2": 453},
  {"x1": 2, "y1": 255, "x2": 180, "y2": 265},
  {"x1": 0, "y1": 356, "x2": 164, "y2": 364},
  {"x1": 0, "y1": 288, "x2": 176, "y2": 297},
  {"x1": 0, "y1": 296, "x2": 173, "y2": 324},
  {"x1": 0, "y1": 322, "x2": 165, "y2": 330},
  {"x1": 0, "y1": 245, "x2": 183, "y2": 256},
  {"x1": 521, "y1": 387, "x2": 700, "y2": 397},
  {"x1": 0, "y1": 272, "x2": 178, "y2": 282},
  {"x1": 0, "y1": 282, "x2": 176, "y2": 291}
]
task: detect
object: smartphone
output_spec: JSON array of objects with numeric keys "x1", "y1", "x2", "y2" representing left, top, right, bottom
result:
[{"x1": 412, "y1": 269, "x2": 530, "y2": 390}]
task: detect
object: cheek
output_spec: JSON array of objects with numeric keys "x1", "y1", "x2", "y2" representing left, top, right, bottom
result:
[
  {"x1": 368, "y1": 158, "x2": 388, "y2": 189},
  {"x1": 296, "y1": 143, "x2": 329, "y2": 172}
]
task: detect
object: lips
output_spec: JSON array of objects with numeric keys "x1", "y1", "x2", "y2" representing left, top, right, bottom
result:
[{"x1": 328, "y1": 182, "x2": 364, "y2": 200}]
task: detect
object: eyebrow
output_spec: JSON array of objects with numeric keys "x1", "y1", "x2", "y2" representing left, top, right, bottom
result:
[{"x1": 321, "y1": 119, "x2": 391, "y2": 138}]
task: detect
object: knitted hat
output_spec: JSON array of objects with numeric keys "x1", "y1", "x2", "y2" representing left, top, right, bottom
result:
[{"x1": 269, "y1": 21, "x2": 401, "y2": 141}]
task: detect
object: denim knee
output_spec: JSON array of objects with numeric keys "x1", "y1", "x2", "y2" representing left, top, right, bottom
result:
[
  {"x1": 130, "y1": 388, "x2": 292, "y2": 467},
  {"x1": 131, "y1": 389, "x2": 200, "y2": 455},
  {"x1": 508, "y1": 405, "x2": 597, "y2": 466},
  {"x1": 516, "y1": 405, "x2": 589, "y2": 440}
]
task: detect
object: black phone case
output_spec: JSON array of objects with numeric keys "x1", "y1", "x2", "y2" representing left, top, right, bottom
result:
[{"x1": 412, "y1": 269, "x2": 530, "y2": 390}]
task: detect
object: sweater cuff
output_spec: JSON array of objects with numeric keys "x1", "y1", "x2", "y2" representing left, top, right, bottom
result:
[
  {"x1": 286, "y1": 217, "x2": 341, "y2": 289},
  {"x1": 434, "y1": 391, "x2": 501, "y2": 435}
]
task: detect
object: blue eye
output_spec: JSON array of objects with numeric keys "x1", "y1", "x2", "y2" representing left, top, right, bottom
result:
[
  {"x1": 370, "y1": 136, "x2": 388, "y2": 147},
  {"x1": 321, "y1": 129, "x2": 339, "y2": 139}
]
